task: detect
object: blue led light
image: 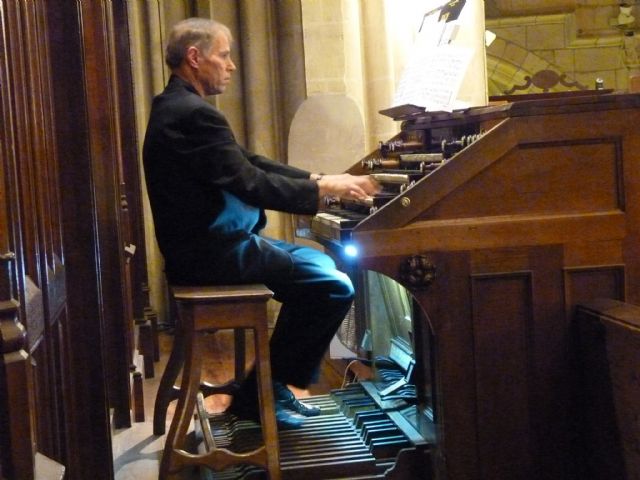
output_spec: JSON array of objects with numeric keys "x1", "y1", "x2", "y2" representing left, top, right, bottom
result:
[{"x1": 344, "y1": 244, "x2": 359, "y2": 258}]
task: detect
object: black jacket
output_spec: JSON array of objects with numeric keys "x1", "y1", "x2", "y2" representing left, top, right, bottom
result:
[{"x1": 142, "y1": 75, "x2": 319, "y2": 283}]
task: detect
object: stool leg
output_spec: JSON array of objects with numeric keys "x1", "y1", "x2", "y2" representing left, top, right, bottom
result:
[
  {"x1": 234, "y1": 328, "x2": 246, "y2": 383},
  {"x1": 160, "y1": 306, "x2": 202, "y2": 479},
  {"x1": 254, "y1": 321, "x2": 281, "y2": 480},
  {"x1": 153, "y1": 320, "x2": 185, "y2": 435}
]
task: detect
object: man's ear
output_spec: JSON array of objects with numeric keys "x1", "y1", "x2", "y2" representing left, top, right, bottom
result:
[{"x1": 185, "y1": 46, "x2": 199, "y2": 69}]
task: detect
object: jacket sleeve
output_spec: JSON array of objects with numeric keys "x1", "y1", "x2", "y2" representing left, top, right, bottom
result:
[
  {"x1": 241, "y1": 147, "x2": 312, "y2": 179},
  {"x1": 178, "y1": 104, "x2": 319, "y2": 215}
]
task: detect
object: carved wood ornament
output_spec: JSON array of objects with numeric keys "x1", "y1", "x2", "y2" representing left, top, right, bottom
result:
[
  {"x1": 504, "y1": 69, "x2": 587, "y2": 94},
  {"x1": 399, "y1": 254, "x2": 437, "y2": 289}
]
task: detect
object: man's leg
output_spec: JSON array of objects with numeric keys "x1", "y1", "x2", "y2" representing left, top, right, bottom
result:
[
  {"x1": 265, "y1": 242, "x2": 354, "y2": 388},
  {"x1": 228, "y1": 240, "x2": 354, "y2": 427}
]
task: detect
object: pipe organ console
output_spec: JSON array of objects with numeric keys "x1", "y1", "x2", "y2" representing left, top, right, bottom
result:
[
  {"x1": 310, "y1": 125, "x2": 485, "y2": 248},
  {"x1": 202, "y1": 91, "x2": 640, "y2": 479}
]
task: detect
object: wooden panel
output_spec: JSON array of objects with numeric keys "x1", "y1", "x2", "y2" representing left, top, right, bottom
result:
[
  {"x1": 0, "y1": 300, "x2": 34, "y2": 480},
  {"x1": 1, "y1": 0, "x2": 67, "y2": 467},
  {"x1": 471, "y1": 272, "x2": 533, "y2": 479},
  {"x1": 71, "y1": 0, "x2": 138, "y2": 429},
  {"x1": 470, "y1": 245, "x2": 572, "y2": 476},
  {"x1": 416, "y1": 251, "x2": 478, "y2": 480},
  {"x1": 44, "y1": 8, "x2": 109, "y2": 476},
  {"x1": 1, "y1": 0, "x2": 143, "y2": 477},
  {"x1": 573, "y1": 299, "x2": 640, "y2": 479},
  {"x1": 356, "y1": 211, "x2": 626, "y2": 260},
  {"x1": 111, "y1": 1, "x2": 150, "y2": 325},
  {"x1": 564, "y1": 239, "x2": 624, "y2": 267},
  {"x1": 427, "y1": 138, "x2": 622, "y2": 220},
  {"x1": 564, "y1": 265, "x2": 625, "y2": 315},
  {"x1": 0, "y1": 0, "x2": 31, "y2": 476},
  {"x1": 46, "y1": 0, "x2": 130, "y2": 476},
  {"x1": 422, "y1": 106, "x2": 630, "y2": 222},
  {"x1": 363, "y1": 243, "x2": 571, "y2": 480}
]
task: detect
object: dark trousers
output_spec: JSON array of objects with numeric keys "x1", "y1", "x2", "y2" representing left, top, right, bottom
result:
[
  {"x1": 231, "y1": 239, "x2": 354, "y2": 405},
  {"x1": 264, "y1": 240, "x2": 354, "y2": 388},
  {"x1": 166, "y1": 234, "x2": 354, "y2": 400}
]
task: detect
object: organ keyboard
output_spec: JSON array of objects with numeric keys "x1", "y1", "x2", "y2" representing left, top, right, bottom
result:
[{"x1": 299, "y1": 111, "x2": 487, "y2": 250}]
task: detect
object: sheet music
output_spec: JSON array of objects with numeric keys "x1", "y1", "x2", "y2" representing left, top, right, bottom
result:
[
  {"x1": 393, "y1": 45, "x2": 473, "y2": 112},
  {"x1": 393, "y1": 2, "x2": 474, "y2": 112}
]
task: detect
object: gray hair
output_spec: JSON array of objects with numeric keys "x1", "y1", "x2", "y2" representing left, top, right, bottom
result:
[{"x1": 165, "y1": 17, "x2": 232, "y2": 69}]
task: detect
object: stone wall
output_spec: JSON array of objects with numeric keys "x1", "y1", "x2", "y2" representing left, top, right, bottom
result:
[{"x1": 486, "y1": 2, "x2": 640, "y2": 95}]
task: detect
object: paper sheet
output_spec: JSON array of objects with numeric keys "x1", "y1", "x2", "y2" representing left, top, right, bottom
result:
[{"x1": 393, "y1": 4, "x2": 474, "y2": 112}]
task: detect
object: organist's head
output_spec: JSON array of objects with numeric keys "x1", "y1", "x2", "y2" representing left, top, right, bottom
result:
[{"x1": 165, "y1": 17, "x2": 236, "y2": 97}]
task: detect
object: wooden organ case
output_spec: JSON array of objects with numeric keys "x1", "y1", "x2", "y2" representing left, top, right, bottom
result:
[{"x1": 290, "y1": 92, "x2": 640, "y2": 480}]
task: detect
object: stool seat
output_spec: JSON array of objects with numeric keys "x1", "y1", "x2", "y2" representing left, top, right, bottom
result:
[
  {"x1": 172, "y1": 284, "x2": 271, "y2": 304},
  {"x1": 156, "y1": 283, "x2": 280, "y2": 480}
]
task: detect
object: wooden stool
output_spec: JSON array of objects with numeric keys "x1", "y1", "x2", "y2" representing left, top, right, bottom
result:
[{"x1": 156, "y1": 284, "x2": 280, "y2": 480}]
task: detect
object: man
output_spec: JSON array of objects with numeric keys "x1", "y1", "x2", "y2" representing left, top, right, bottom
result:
[{"x1": 143, "y1": 17, "x2": 379, "y2": 429}]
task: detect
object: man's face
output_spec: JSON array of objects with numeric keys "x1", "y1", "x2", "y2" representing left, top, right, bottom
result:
[{"x1": 197, "y1": 31, "x2": 236, "y2": 95}]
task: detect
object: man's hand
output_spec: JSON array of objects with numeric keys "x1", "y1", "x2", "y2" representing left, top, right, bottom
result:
[{"x1": 316, "y1": 173, "x2": 381, "y2": 203}]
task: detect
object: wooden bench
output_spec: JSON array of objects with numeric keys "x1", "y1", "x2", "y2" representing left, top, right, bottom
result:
[
  {"x1": 574, "y1": 299, "x2": 640, "y2": 479},
  {"x1": 155, "y1": 284, "x2": 280, "y2": 479}
]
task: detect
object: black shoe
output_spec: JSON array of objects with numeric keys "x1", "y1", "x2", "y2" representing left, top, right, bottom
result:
[
  {"x1": 274, "y1": 382, "x2": 321, "y2": 417},
  {"x1": 274, "y1": 406, "x2": 304, "y2": 430},
  {"x1": 227, "y1": 394, "x2": 304, "y2": 430}
]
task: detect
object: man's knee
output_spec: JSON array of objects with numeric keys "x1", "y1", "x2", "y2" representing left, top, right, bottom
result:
[{"x1": 329, "y1": 269, "x2": 355, "y2": 302}]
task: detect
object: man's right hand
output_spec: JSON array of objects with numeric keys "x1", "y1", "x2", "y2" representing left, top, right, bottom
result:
[{"x1": 316, "y1": 173, "x2": 381, "y2": 203}]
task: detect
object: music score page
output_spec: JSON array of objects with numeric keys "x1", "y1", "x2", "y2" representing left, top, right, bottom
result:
[{"x1": 392, "y1": 4, "x2": 474, "y2": 112}]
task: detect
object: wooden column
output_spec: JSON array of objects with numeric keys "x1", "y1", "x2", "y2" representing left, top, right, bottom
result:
[{"x1": 0, "y1": 0, "x2": 148, "y2": 478}]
